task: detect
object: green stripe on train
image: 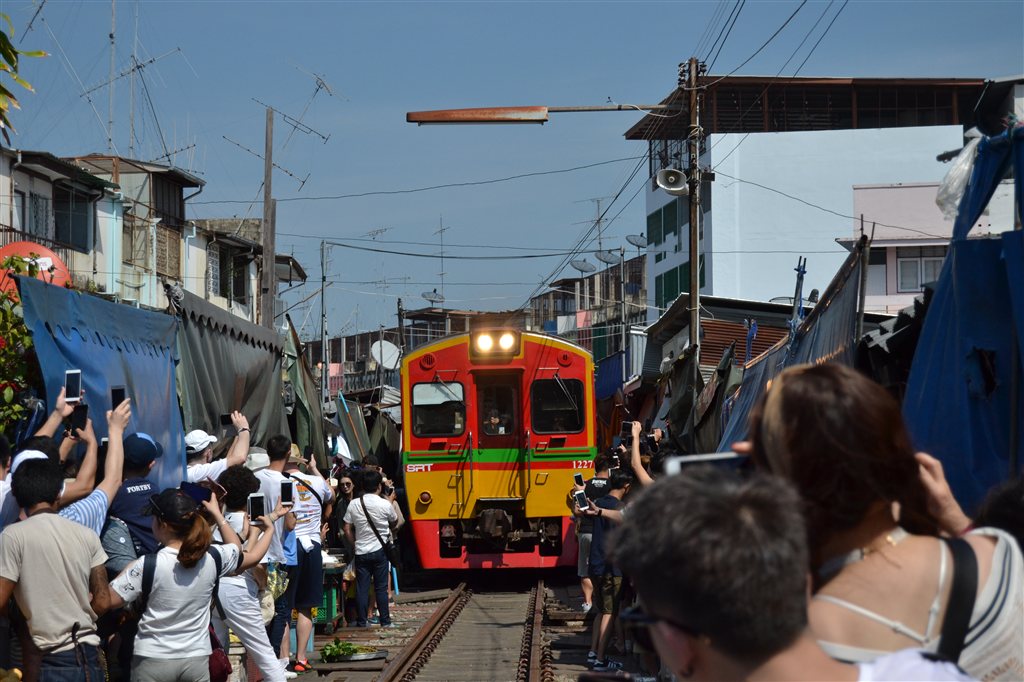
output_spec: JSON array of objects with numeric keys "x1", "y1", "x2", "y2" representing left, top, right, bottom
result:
[{"x1": 403, "y1": 447, "x2": 597, "y2": 463}]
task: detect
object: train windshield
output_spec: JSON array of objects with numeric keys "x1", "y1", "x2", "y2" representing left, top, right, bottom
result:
[
  {"x1": 412, "y1": 382, "x2": 466, "y2": 437},
  {"x1": 531, "y1": 379, "x2": 585, "y2": 434}
]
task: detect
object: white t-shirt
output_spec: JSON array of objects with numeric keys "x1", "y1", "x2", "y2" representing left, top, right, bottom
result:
[
  {"x1": 858, "y1": 649, "x2": 976, "y2": 681},
  {"x1": 256, "y1": 468, "x2": 287, "y2": 563},
  {"x1": 212, "y1": 511, "x2": 263, "y2": 590},
  {"x1": 110, "y1": 544, "x2": 240, "y2": 658},
  {"x1": 343, "y1": 494, "x2": 397, "y2": 556},
  {"x1": 186, "y1": 459, "x2": 229, "y2": 484},
  {"x1": 289, "y1": 472, "x2": 333, "y2": 547}
]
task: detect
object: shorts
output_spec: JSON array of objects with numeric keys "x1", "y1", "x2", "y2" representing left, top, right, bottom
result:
[
  {"x1": 293, "y1": 541, "x2": 324, "y2": 609},
  {"x1": 577, "y1": 533, "x2": 593, "y2": 578},
  {"x1": 591, "y1": 574, "x2": 623, "y2": 615}
]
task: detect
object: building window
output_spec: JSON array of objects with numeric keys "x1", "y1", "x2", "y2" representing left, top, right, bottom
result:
[
  {"x1": 663, "y1": 198, "x2": 678, "y2": 239},
  {"x1": 29, "y1": 192, "x2": 51, "y2": 239},
  {"x1": 647, "y1": 208, "x2": 663, "y2": 247},
  {"x1": 207, "y1": 243, "x2": 220, "y2": 296},
  {"x1": 53, "y1": 185, "x2": 92, "y2": 250},
  {"x1": 655, "y1": 273, "x2": 664, "y2": 310},
  {"x1": 218, "y1": 246, "x2": 251, "y2": 304},
  {"x1": 896, "y1": 246, "x2": 946, "y2": 293},
  {"x1": 531, "y1": 379, "x2": 585, "y2": 434},
  {"x1": 13, "y1": 190, "x2": 25, "y2": 231},
  {"x1": 122, "y1": 212, "x2": 151, "y2": 269}
]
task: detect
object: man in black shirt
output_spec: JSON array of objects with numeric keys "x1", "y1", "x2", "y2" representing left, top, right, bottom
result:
[
  {"x1": 587, "y1": 468, "x2": 633, "y2": 672},
  {"x1": 574, "y1": 450, "x2": 613, "y2": 613}
]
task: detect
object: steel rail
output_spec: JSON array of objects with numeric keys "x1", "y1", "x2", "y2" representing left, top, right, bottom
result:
[{"x1": 376, "y1": 582, "x2": 471, "y2": 682}]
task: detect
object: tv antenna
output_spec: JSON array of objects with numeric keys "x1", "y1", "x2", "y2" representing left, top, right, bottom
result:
[
  {"x1": 253, "y1": 98, "x2": 330, "y2": 145},
  {"x1": 284, "y1": 57, "x2": 350, "y2": 101},
  {"x1": 434, "y1": 217, "x2": 450, "y2": 308},
  {"x1": 223, "y1": 136, "x2": 311, "y2": 190}
]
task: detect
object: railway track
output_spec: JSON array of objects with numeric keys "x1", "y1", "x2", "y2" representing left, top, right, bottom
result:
[{"x1": 375, "y1": 580, "x2": 552, "y2": 682}]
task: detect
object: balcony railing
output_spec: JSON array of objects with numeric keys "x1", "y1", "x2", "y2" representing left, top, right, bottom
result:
[{"x1": 0, "y1": 225, "x2": 75, "y2": 270}]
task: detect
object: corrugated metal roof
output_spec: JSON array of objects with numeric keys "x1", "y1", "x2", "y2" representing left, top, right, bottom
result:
[{"x1": 700, "y1": 319, "x2": 788, "y2": 367}]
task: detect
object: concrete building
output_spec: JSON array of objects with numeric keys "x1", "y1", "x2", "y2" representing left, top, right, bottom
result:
[{"x1": 625, "y1": 76, "x2": 987, "y2": 321}]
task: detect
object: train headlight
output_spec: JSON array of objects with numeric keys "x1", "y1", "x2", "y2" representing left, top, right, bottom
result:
[
  {"x1": 499, "y1": 333, "x2": 515, "y2": 350},
  {"x1": 419, "y1": 491, "x2": 432, "y2": 504},
  {"x1": 477, "y1": 334, "x2": 493, "y2": 352}
]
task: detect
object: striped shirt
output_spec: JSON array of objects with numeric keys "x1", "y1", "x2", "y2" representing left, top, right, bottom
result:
[{"x1": 59, "y1": 489, "x2": 110, "y2": 536}]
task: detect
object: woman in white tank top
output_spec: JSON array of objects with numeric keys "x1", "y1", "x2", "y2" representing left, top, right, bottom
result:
[{"x1": 741, "y1": 364, "x2": 1023, "y2": 682}]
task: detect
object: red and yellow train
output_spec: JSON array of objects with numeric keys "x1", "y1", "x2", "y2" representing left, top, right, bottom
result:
[{"x1": 400, "y1": 329, "x2": 596, "y2": 569}]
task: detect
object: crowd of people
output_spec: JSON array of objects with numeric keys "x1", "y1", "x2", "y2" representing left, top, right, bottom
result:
[
  {"x1": 572, "y1": 363, "x2": 1024, "y2": 682},
  {"x1": 0, "y1": 387, "x2": 404, "y2": 682}
]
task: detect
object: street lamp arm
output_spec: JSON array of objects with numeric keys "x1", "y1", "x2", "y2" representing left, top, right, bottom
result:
[{"x1": 406, "y1": 104, "x2": 682, "y2": 125}]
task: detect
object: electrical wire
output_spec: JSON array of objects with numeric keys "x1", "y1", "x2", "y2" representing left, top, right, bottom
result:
[
  {"x1": 325, "y1": 242, "x2": 584, "y2": 261},
  {"x1": 191, "y1": 156, "x2": 645, "y2": 205},
  {"x1": 684, "y1": 0, "x2": 809, "y2": 90},
  {"x1": 706, "y1": 0, "x2": 747, "y2": 72}
]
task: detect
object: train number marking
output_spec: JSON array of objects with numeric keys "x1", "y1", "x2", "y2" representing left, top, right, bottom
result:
[
  {"x1": 406, "y1": 463, "x2": 434, "y2": 473},
  {"x1": 573, "y1": 460, "x2": 593, "y2": 469}
]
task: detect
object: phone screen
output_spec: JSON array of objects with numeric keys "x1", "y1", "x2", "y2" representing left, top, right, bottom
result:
[
  {"x1": 280, "y1": 480, "x2": 294, "y2": 506},
  {"x1": 181, "y1": 481, "x2": 212, "y2": 504},
  {"x1": 573, "y1": 472, "x2": 585, "y2": 487},
  {"x1": 65, "y1": 370, "x2": 82, "y2": 402},
  {"x1": 574, "y1": 490, "x2": 588, "y2": 511},
  {"x1": 220, "y1": 414, "x2": 234, "y2": 427},
  {"x1": 611, "y1": 455, "x2": 620, "y2": 469},
  {"x1": 248, "y1": 494, "x2": 265, "y2": 522},
  {"x1": 71, "y1": 404, "x2": 89, "y2": 432},
  {"x1": 620, "y1": 420, "x2": 631, "y2": 435},
  {"x1": 111, "y1": 386, "x2": 126, "y2": 408}
]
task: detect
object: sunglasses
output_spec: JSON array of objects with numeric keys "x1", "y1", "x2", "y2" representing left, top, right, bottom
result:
[
  {"x1": 340, "y1": 481, "x2": 353, "y2": 487},
  {"x1": 619, "y1": 604, "x2": 709, "y2": 652}
]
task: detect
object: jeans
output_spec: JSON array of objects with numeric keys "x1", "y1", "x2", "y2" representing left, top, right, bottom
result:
[
  {"x1": 40, "y1": 645, "x2": 105, "y2": 681},
  {"x1": 355, "y1": 549, "x2": 391, "y2": 627},
  {"x1": 268, "y1": 563, "x2": 297, "y2": 658}
]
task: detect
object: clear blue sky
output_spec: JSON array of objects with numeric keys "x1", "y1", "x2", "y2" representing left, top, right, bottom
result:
[{"x1": 5, "y1": 0, "x2": 1022, "y2": 338}]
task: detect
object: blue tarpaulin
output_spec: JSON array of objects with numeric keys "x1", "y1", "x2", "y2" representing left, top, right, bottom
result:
[
  {"x1": 595, "y1": 348, "x2": 628, "y2": 401},
  {"x1": 16, "y1": 277, "x2": 186, "y2": 490},
  {"x1": 903, "y1": 127, "x2": 1024, "y2": 513},
  {"x1": 718, "y1": 240, "x2": 864, "y2": 449}
]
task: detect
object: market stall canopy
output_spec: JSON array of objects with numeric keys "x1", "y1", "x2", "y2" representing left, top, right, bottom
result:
[
  {"x1": 16, "y1": 276, "x2": 186, "y2": 490},
  {"x1": 167, "y1": 284, "x2": 287, "y2": 448}
]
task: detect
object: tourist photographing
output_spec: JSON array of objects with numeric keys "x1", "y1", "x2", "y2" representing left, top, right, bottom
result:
[
  {"x1": 611, "y1": 466, "x2": 975, "y2": 682},
  {"x1": 106, "y1": 487, "x2": 274, "y2": 681},
  {"x1": 343, "y1": 468, "x2": 398, "y2": 629},
  {"x1": 744, "y1": 363, "x2": 1023, "y2": 681}
]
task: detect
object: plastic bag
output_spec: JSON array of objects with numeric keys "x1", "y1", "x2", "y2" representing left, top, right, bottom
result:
[{"x1": 936, "y1": 137, "x2": 980, "y2": 221}]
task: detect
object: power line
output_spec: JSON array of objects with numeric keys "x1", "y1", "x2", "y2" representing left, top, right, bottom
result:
[
  {"x1": 277, "y1": 233, "x2": 614, "y2": 252},
  {"x1": 685, "y1": 0, "x2": 809, "y2": 90},
  {"x1": 326, "y1": 241, "x2": 584, "y2": 261},
  {"x1": 707, "y1": 0, "x2": 747, "y2": 71},
  {"x1": 191, "y1": 156, "x2": 644, "y2": 205},
  {"x1": 712, "y1": 169, "x2": 948, "y2": 238}
]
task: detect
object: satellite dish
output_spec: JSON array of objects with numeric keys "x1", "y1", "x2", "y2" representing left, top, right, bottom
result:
[
  {"x1": 595, "y1": 250, "x2": 620, "y2": 264},
  {"x1": 371, "y1": 340, "x2": 401, "y2": 370},
  {"x1": 626, "y1": 234, "x2": 647, "y2": 248},
  {"x1": 570, "y1": 259, "x2": 596, "y2": 274},
  {"x1": 422, "y1": 289, "x2": 445, "y2": 303}
]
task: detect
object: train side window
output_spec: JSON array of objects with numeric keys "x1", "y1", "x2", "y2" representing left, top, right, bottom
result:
[
  {"x1": 531, "y1": 379, "x2": 585, "y2": 434},
  {"x1": 479, "y1": 385, "x2": 516, "y2": 437},
  {"x1": 412, "y1": 382, "x2": 466, "y2": 437}
]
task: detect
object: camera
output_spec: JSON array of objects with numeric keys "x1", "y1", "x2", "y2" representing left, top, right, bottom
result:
[{"x1": 383, "y1": 485, "x2": 395, "y2": 497}]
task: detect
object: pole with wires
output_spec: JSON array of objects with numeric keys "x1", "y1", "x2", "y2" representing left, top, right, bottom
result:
[
  {"x1": 684, "y1": 57, "x2": 704, "y2": 453},
  {"x1": 320, "y1": 239, "x2": 329, "y2": 410}
]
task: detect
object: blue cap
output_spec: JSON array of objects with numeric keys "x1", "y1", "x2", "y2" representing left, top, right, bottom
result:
[{"x1": 123, "y1": 433, "x2": 164, "y2": 469}]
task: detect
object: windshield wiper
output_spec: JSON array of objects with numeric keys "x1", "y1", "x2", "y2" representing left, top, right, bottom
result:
[
  {"x1": 553, "y1": 371, "x2": 579, "y2": 414},
  {"x1": 433, "y1": 373, "x2": 466, "y2": 406}
]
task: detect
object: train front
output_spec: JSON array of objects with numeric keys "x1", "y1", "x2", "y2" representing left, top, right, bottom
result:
[{"x1": 401, "y1": 329, "x2": 596, "y2": 569}]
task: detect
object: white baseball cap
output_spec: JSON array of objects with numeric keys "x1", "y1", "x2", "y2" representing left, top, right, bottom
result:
[
  {"x1": 245, "y1": 447, "x2": 270, "y2": 472},
  {"x1": 185, "y1": 430, "x2": 218, "y2": 453}
]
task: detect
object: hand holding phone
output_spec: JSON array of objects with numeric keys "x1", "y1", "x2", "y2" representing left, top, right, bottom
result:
[
  {"x1": 181, "y1": 481, "x2": 213, "y2": 504},
  {"x1": 71, "y1": 403, "x2": 90, "y2": 433},
  {"x1": 610, "y1": 455, "x2": 620, "y2": 469},
  {"x1": 247, "y1": 493, "x2": 266, "y2": 524},
  {"x1": 573, "y1": 472, "x2": 585, "y2": 487},
  {"x1": 111, "y1": 385, "x2": 126, "y2": 410},
  {"x1": 64, "y1": 370, "x2": 82, "y2": 404},
  {"x1": 573, "y1": 490, "x2": 589, "y2": 514},
  {"x1": 280, "y1": 480, "x2": 294, "y2": 507}
]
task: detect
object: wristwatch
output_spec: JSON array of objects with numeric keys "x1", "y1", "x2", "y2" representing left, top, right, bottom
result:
[{"x1": 597, "y1": 508, "x2": 603, "y2": 518}]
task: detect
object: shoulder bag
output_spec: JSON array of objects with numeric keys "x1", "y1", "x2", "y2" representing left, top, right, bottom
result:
[{"x1": 359, "y1": 495, "x2": 402, "y2": 583}]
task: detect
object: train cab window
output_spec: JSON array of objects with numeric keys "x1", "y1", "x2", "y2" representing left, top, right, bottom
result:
[
  {"x1": 479, "y1": 385, "x2": 516, "y2": 438},
  {"x1": 531, "y1": 379, "x2": 585, "y2": 434},
  {"x1": 412, "y1": 382, "x2": 466, "y2": 437}
]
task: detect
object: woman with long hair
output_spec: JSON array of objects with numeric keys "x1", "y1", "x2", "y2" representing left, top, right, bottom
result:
[
  {"x1": 107, "y1": 488, "x2": 276, "y2": 681},
  {"x1": 744, "y1": 363, "x2": 1023, "y2": 682}
]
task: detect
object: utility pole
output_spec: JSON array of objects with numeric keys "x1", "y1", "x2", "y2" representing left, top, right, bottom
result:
[
  {"x1": 320, "y1": 240, "x2": 328, "y2": 409},
  {"x1": 261, "y1": 108, "x2": 277, "y2": 329},
  {"x1": 397, "y1": 298, "x2": 405, "y2": 354},
  {"x1": 109, "y1": 0, "x2": 115, "y2": 154},
  {"x1": 620, "y1": 246, "x2": 627, "y2": 384},
  {"x1": 684, "y1": 57, "x2": 704, "y2": 452}
]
